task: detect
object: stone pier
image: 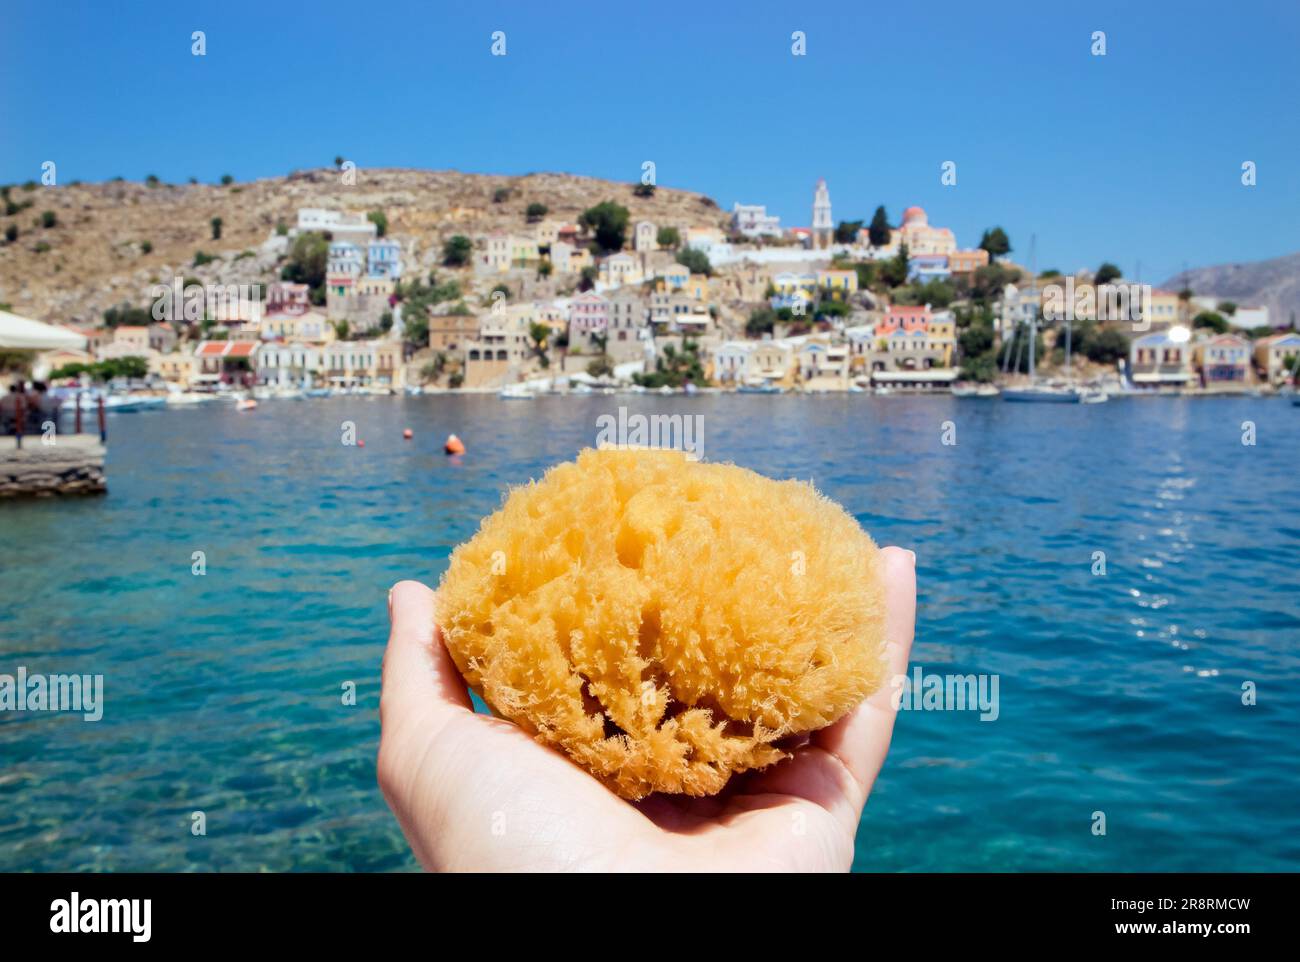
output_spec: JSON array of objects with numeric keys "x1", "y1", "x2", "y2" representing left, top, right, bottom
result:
[{"x1": 0, "y1": 434, "x2": 107, "y2": 498}]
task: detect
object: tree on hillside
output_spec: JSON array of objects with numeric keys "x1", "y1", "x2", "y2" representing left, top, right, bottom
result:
[
  {"x1": 367, "y1": 210, "x2": 388, "y2": 238},
  {"x1": 210, "y1": 217, "x2": 222, "y2": 241},
  {"x1": 676, "y1": 247, "x2": 712, "y2": 276},
  {"x1": 978, "y1": 227, "x2": 1011, "y2": 260},
  {"x1": 526, "y1": 202, "x2": 548, "y2": 223},
  {"x1": 1095, "y1": 262, "x2": 1122, "y2": 284},
  {"x1": 657, "y1": 226, "x2": 681, "y2": 249},
  {"x1": 971, "y1": 262, "x2": 1019, "y2": 304},
  {"x1": 834, "y1": 220, "x2": 863, "y2": 244},
  {"x1": 868, "y1": 206, "x2": 891, "y2": 247},
  {"x1": 1193, "y1": 311, "x2": 1229, "y2": 334},
  {"x1": 442, "y1": 235, "x2": 473, "y2": 267},
  {"x1": 880, "y1": 243, "x2": 910, "y2": 287},
  {"x1": 280, "y1": 232, "x2": 329, "y2": 290},
  {"x1": 579, "y1": 201, "x2": 630, "y2": 253}
]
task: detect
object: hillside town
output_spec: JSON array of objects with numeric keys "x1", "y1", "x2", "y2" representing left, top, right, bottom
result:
[{"x1": 11, "y1": 177, "x2": 1298, "y2": 400}]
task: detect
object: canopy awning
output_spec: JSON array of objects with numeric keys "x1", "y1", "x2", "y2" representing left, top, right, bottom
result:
[{"x1": 0, "y1": 311, "x2": 88, "y2": 351}]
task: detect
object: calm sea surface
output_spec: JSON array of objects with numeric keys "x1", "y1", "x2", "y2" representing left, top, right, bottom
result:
[{"x1": 1, "y1": 394, "x2": 1298, "y2": 872}]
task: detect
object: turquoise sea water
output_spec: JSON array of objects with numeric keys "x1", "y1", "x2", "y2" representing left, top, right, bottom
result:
[{"x1": 1, "y1": 395, "x2": 1297, "y2": 871}]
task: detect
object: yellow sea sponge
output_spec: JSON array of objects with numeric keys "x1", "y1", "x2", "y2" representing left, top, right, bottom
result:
[{"x1": 436, "y1": 448, "x2": 887, "y2": 799}]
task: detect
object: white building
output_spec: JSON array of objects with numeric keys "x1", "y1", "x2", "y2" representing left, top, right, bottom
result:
[
  {"x1": 731, "y1": 203, "x2": 782, "y2": 238},
  {"x1": 634, "y1": 221, "x2": 657, "y2": 252},
  {"x1": 296, "y1": 208, "x2": 377, "y2": 242}
]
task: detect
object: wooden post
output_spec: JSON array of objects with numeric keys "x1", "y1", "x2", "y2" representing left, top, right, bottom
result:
[
  {"x1": 75, "y1": 391, "x2": 83, "y2": 434},
  {"x1": 98, "y1": 395, "x2": 106, "y2": 442},
  {"x1": 13, "y1": 393, "x2": 23, "y2": 449}
]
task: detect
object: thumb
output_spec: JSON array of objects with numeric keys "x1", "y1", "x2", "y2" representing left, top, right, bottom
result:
[{"x1": 380, "y1": 580, "x2": 473, "y2": 740}]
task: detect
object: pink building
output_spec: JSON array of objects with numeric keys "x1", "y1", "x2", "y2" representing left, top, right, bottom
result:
[
  {"x1": 876, "y1": 304, "x2": 933, "y2": 337},
  {"x1": 569, "y1": 291, "x2": 609, "y2": 334},
  {"x1": 265, "y1": 282, "x2": 310, "y2": 315}
]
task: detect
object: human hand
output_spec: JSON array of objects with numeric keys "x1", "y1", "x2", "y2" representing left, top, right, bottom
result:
[{"x1": 377, "y1": 545, "x2": 916, "y2": 872}]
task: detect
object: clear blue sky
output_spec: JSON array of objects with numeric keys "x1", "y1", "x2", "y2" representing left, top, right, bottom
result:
[{"x1": 3, "y1": 0, "x2": 1297, "y2": 280}]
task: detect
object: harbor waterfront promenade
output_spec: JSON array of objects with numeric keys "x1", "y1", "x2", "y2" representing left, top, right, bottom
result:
[{"x1": 1, "y1": 395, "x2": 1297, "y2": 872}]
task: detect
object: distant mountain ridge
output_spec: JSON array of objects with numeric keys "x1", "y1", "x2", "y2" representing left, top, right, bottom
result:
[{"x1": 1162, "y1": 251, "x2": 1300, "y2": 328}]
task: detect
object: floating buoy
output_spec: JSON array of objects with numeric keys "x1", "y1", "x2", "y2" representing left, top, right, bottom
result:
[
  {"x1": 357, "y1": 439, "x2": 366, "y2": 448},
  {"x1": 403, "y1": 428, "x2": 413, "y2": 440},
  {"x1": 444, "y1": 433, "x2": 465, "y2": 455}
]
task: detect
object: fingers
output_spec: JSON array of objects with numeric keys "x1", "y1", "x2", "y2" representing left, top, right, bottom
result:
[
  {"x1": 380, "y1": 580, "x2": 472, "y2": 740},
  {"x1": 809, "y1": 545, "x2": 917, "y2": 814}
]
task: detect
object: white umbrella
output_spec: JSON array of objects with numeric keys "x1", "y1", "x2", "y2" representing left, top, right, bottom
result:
[{"x1": 0, "y1": 310, "x2": 88, "y2": 351}]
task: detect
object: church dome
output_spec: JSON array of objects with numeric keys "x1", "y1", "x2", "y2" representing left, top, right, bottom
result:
[{"x1": 902, "y1": 206, "x2": 927, "y2": 225}]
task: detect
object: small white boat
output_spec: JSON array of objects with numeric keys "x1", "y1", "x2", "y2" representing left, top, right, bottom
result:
[
  {"x1": 235, "y1": 396, "x2": 258, "y2": 411},
  {"x1": 498, "y1": 384, "x2": 534, "y2": 400},
  {"x1": 165, "y1": 391, "x2": 218, "y2": 406},
  {"x1": 1079, "y1": 389, "x2": 1110, "y2": 404},
  {"x1": 76, "y1": 393, "x2": 166, "y2": 413},
  {"x1": 952, "y1": 383, "x2": 1000, "y2": 398}
]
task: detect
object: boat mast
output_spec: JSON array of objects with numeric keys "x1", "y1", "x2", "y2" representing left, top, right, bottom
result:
[{"x1": 1027, "y1": 234, "x2": 1037, "y2": 383}]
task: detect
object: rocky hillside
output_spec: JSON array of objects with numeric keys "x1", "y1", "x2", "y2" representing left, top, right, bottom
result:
[
  {"x1": 0, "y1": 168, "x2": 730, "y2": 326},
  {"x1": 1162, "y1": 251, "x2": 1300, "y2": 328}
]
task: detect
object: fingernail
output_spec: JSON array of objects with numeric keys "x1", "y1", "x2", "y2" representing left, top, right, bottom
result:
[
  {"x1": 387, "y1": 587, "x2": 393, "y2": 616},
  {"x1": 906, "y1": 549, "x2": 917, "y2": 567}
]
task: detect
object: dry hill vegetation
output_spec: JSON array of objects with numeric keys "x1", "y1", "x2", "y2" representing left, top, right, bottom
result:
[{"x1": 0, "y1": 168, "x2": 730, "y2": 325}]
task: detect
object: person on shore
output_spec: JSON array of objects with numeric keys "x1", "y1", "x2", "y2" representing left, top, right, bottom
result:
[
  {"x1": 28, "y1": 381, "x2": 59, "y2": 426},
  {"x1": 377, "y1": 546, "x2": 917, "y2": 872},
  {"x1": 0, "y1": 382, "x2": 24, "y2": 434}
]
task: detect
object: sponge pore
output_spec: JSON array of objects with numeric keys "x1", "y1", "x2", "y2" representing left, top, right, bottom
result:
[{"x1": 435, "y1": 448, "x2": 887, "y2": 799}]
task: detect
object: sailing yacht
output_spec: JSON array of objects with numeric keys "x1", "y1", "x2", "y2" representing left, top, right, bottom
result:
[{"x1": 1002, "y1": 234, "x2": 1081, "y2": 403}]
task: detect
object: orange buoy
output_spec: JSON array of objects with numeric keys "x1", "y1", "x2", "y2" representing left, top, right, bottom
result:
[
  {"x1": 444, "y1": 433, "x2": 465, "y2": 455},
  {"x1": 403, "y1": 428, "x2": 414, "y2": 440}
]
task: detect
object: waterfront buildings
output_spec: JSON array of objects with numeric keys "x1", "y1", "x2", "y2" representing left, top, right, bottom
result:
[
  {"x1": 1193, "y1": 333, "x2": 1252, "y2": 388},
  {"x1": 1130, "y1": 329, "x2": 1193, "y2": 390},
  {"x1": 1253, "y1": 332, "x2": 1300, "y2": 385}
]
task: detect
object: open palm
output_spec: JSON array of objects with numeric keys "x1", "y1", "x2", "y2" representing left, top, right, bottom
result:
[{"x1": 378, "y1": 546, "x2": 916, "y2": 872}]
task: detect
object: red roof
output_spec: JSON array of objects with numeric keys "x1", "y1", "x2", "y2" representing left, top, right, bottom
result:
[{"x1": 196, "y1": 340, "x2": 258, "y2": 357}]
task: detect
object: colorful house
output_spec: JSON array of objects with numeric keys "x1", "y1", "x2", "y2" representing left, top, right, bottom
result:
[
  {"x1": 875, "y1": 304, "x2": 933, "y2": 338},
  {"x1": 947, "y1": 249, "x2": 990, "y2": 275},
  {"x1": 1253, "y1": 332, "x2": 1300, "y2": 385},
  {"x1": 907, "y1": 253, "x2": 951, "y2": 284},
  {"x1": 366, "y1": 239, "x2": 403, "y2": 280},
  {"x1": 1130, "y1": 330, "x2": 1193, "y2": 389},
  {"x1": 1193, "y1": 333, "x2": 1251, "y2": 387},
  {"x1": 816, "y1": 268, "x2": 859, "y2": 298}
]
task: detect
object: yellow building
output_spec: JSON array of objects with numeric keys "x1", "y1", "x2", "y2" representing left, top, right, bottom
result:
[
  {"x1": 1146, "y1": 289, "x2": 1182, "y2": 329},
  {"x1": 928, "y1": 315, "x2": 957, "y2": 366},
  {"x1": 816, "y1": 268, "x2": 859, "y2": 297},
  {"x1": 684, "y1": 273, "x2": 710, "y2": 301}
]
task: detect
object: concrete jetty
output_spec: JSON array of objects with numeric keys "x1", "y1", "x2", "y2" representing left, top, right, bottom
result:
[{"x1": 0, "y1": 434, "x2": 107, "y2": 497}]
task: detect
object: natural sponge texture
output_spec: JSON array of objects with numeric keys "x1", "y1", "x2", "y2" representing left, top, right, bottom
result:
[{"x1": 436, "y1": 448, "x2": 887, "y2": 799}]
